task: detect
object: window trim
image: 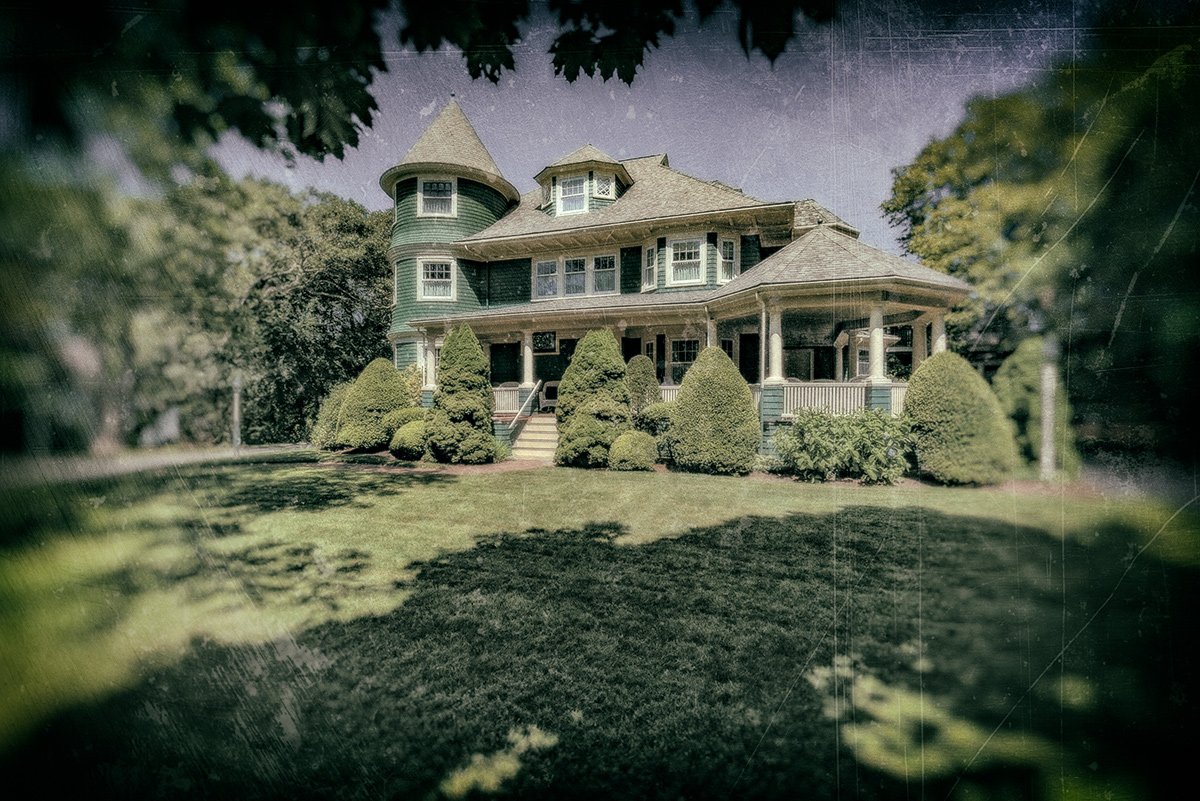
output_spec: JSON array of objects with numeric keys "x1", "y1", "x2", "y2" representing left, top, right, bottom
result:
[
  {"x1": 531, "y1": 251, "x2": 621, "y2": 301},
  {"x1": 557, "y1": 174, "x2": 588, "y2": 215},
  {"x1": 642, "y1": 244, "x2": 657, "y2": 291},
  {"x1": 666, "y1": 234, "x2": 705, "y2": 287},
  {"x1": 417, "y1": 175, "x2": 458, "y2": 218},
  {"x1": 417, "y1": 257, "x2": 456, "y2": 302},
  {"x1": 593, "y1": 173, "x2": 615, "y2": 199},
  {"x1": 719, "y1": 238, "x2": 738, "y2": 283}
]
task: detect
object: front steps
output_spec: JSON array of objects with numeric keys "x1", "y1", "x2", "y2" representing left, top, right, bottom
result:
[{"x1": 509, "y1": 414, "x2": 558, "y2": 461}]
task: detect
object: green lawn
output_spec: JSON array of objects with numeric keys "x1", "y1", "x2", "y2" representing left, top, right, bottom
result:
[{"x1": 1, "y1": 455, "x2": 1195, "y2": 799}]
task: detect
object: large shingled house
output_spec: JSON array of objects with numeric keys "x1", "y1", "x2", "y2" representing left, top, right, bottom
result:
[{"x1": 379, "y1": 99, "x2": 970, "y2": 454}]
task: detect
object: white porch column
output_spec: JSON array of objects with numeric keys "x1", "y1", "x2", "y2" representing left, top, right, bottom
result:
[
  {"x1": 869, "y1": 305, "x2": 886, "y2": 381},
  {"x1": 706, "y1": 317, "x2": 718, "y2": 349},
  {"x1": 834, "y1": 345, "x2": 844, "y2": 382},
  {"x1": 521, "y1": 329, "x2": 535, "y2": 388},
  {"x1": 766, "y1": 306, "x2": 784, "y2": 383},
  {"x1": 931, "y1": 314, "x2": 947, "y2": 354},
  {"x1": 424, "y1": 338, "x2": 438, "y2": 389},
  {"x1": 912, "y1": 318, "x2": 928, "y2": 370}
]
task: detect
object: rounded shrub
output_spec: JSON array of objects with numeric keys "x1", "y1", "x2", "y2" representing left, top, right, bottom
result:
[
  {"x1": 555, "y1": 396, "x2": 632, "y2": 468},
  {"x1": 992, "y1": 337, "x2": 1081, "y2": 478},
  {"x1": 308, "y1": 380, "x2": 353, "y2": 450},
  {"x1": 389, "y1": 420, "x2": 427, "y2": 461},
  {"x1": 625, "y1": 354, "x2": 662, "y2": 419},
  {"x1": 555, "y1": 329, "x2": 631, "y2": 430},
  {"x1": 608, "y1": 430, "x2": 658, "y2": 471},
  {"x1": 636, "y1": 400, "x2": 676, "y2": 462},
  {"x1": 905, "y1": 351, "x2": 1017, "y2": 485},
  {"x1": 669, "y1": 346, "x2": 760, "y2": 475},
  {"x1": 382, "y1": 406, "x2": 425, "y2": 438},
  {"x1": 336, "y1": 359, "x2": 409, "y2": 450}
]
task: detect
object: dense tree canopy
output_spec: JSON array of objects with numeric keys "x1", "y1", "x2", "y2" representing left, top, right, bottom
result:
[{"x1": 884, "y1": 3, "x2": 1200, "y2": 455}]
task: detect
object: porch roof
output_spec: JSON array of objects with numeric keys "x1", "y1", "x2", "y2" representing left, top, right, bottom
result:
[{"x1": 708, "y1": 225, "x2": 972, "y2": 300}]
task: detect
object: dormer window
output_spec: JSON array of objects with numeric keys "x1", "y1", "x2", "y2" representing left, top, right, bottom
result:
[
  {"x1": 594, "y1": 174, "x2": 614, "y2": 199},
  {"x1": 559, "y1": 175, "x2": 586, "y2": 214},
  {"x1": 418, "y1": 177, "x2": 456, "y2": 217}
]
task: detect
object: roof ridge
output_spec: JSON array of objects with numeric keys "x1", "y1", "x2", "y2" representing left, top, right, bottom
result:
[{"x1": 654, "y1": 159, "x2": 767, "y2": 204}]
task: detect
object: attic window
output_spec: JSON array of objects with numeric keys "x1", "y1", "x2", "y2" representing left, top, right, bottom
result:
[
  {"x1": 594, "y1": 174, "x2": 614, "y2": 199},
  {"x1": 559, "y1": 175, "x2": 586, "y2": 214},
  {"x1": 419, "y1": 177, "x2": 456, "y2": 217}
]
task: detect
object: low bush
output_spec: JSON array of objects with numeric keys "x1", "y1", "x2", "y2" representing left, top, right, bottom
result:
[
  {"x1": 771, "y1": 408, "x2": 909, "y2": 485},
  {"x1": 337, "y1": 359, "x2": 410, "y2": 450},
  {"x1": 382, "y1": 406, "x2": 425, "y2": 438},
  {"x1": 905, "y1": 351, "x2": 1017, "y2": 485},
  {"x1": 389, "y1": 421, "x2": 427, "y2": 461},
  {"x1": 555, "y1": 397, "x2": 631, "y2": 468},
  {"x1": 670, "y1": 347, "x2": 760, "y2": 475},
  {"x1": 608, "y1": 430, "x2": 658, "y2": 471},
  {"x1": 308, "y1": 381, "x2": 352, "y2": 450},
  {"x1": 636, "y1": 400, "x2": 676, "y2": 462}
]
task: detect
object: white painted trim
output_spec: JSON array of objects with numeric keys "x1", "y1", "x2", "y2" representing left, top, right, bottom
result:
[
  {"x1": 530, "y1": 249, "x2": 622, "y2": 301},
  {"x1": 641, "y1": 242, "x2": 657, "y2": 292},
  {"x1": 556, "y1": 174, "x2": 588, "y2": 216},
  {"x1": 417, "y1": 175, "x2": 458, "y2": 218},
  {"x1": 417, "y1": 255, "x2": 457, "y2": 302},
  {"x1": 665, "y1": 233, "x2": 706, "y2": 287}
]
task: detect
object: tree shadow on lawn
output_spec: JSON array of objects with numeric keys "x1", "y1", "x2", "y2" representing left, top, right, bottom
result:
[{"x1": 4, "y1": 506, "x2": 1195, "y2": 800}]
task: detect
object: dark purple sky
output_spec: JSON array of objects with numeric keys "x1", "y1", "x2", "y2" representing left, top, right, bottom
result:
[{"x1": 214, "y1": 0, "x2": 1095, "y2": 253}]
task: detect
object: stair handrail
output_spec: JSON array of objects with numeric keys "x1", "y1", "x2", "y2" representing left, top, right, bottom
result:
[{"x1": 508, "y1": 380, "x2": 543, "y2": 432}]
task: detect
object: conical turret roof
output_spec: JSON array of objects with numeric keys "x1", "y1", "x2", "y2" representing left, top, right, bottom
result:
[{"x1": 380, "y1": 98, "x2": 519, "y2": 204}]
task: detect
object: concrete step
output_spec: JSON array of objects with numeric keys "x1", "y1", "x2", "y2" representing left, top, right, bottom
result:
[{"x1": 510, "y1": 449, "x2": 555, "y2": 461}]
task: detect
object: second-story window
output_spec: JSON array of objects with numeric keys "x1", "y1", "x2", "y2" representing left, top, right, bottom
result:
[
  {"x1": 420, "y1": 260, "x2": 454, "y2": 300},
  {"x1": 419, "y1": 178, "x2": 456, "y2": 217},
  {"x1": 593, "y1": 255, "x2": 617, "y2": 294},
  {"x1": 535, "y1": 260, "x2": 559, "y2": 299},
  {"x1": 720, "y1": 239, "x2": 737, "y2": 282},
  {"x1": 559, "y1": 175, "x2": 586, "y2": 214},
  {"x1": 643, "y1": 246, "x2": 656, "y2": 290},
  {"x1": 669, "y1": 238, "x2": 703, "y2": 284},
  {"x1": 564, "y1": 257, "x2": 587, "y2": 296}
]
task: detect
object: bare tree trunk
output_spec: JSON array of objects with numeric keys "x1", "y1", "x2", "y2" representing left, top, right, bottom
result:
[{"x1": 1039, "y1": 333, "x2": 1059, "y2": 481}]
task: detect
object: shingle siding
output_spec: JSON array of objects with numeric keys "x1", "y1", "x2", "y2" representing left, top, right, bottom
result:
[
  {"x1": 488, "y1": 258, "x2": 533, "y2": 308},
  {"x1": 389, "y1": 256, "x2": 483, "y2": 337},
  {"x1": 390, "y1": 177, "x2": 509, "y2": 249},
  {"x1": 741, "y1": 235, "x2": 761, "y2": 272},
  {"x1": 620, "y1": 247, "x2": 642, "y2": 295}
]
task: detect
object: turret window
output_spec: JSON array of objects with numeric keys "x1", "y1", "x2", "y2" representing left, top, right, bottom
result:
[
  {"x1": 418, "y1": 177, "x2": 457, "y2": 217},
  {"x1": 419, "y1": 259, "x2": 455, "y2": 300}
]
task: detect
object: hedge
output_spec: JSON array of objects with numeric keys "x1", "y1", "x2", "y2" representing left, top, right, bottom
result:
[
  {"x1": 389, "y1": 420, "x2": 427, "y2": 461},
  {"x1": 382, "y1": 406, "x2": 425, "y2": 439},
  {"x1": 308, "y1": 380, "x2": 353, "y2": 450},
  {"x1": 669, "y1": 347, "x2": 759, "y2": 475},
  {"x1": 905, "y1": 351, "x2": 1017, "y2": 485},
  {"x1": 625, "y1": 354, "x2": 662, "y2": 419},
  {"x1": 555, "y1": 397, "x2": 631, "y2": 469},
  {"x1": 555, "y1": 330, "x2": 632, "y2": 468},
  {"x1": 772, "y1": 408, "x2": 909, "y2": 485},
  {"x1": 336, "y1": 359, "x2": 410, "y2": 451}
]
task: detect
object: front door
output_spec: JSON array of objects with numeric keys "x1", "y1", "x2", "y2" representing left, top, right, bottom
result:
[{"x1": 738, "y1": 334, "x2": 760, "y2": 384}]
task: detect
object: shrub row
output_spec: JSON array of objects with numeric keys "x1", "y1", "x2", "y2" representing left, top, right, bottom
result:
[{"x1": 770, "y1": 408, "x2": 909, "y2": 485}]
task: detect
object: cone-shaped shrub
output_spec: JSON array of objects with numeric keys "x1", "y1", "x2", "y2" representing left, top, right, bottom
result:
[
  {"x1": 308, "y1": 380, "x2": 353, "y2": 450},
  {"x1": 992, "y1": 337, "x2": 1081, "y2": 478},
  {"x1": 425, "y1": 325, "x2": 497, "y2": 464},
  {"x1": 608, "y1": 430, "x2": 658, "y2": 471},
  {"x1": 625, "y1": 354, "x2": 662, "y2": 419},
  {"x1": 555, "y1": 330, "x2": 630, "y2": 429},
  {"x1": 669, "y1": 346, "x2": 760, "y2": 475},
  {"x1": 336, "y1": 359, "x2": 409, "y2": 450},
  {"x1": 905, "y1": 351, "x2": 1017, "y2": 485}
]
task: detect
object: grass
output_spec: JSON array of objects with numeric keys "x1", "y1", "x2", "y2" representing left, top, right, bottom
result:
[{"x1": 1, "y1": 458, "x2": 1196, "y2": 799}]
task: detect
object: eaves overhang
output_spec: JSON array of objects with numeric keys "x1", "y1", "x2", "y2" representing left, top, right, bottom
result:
[
  {"x1": 455, "y1": 202, "x2": 797, "y2": 260},
  {"x1": 379, "y1": 161, "x2": 521, "y2": 206}
]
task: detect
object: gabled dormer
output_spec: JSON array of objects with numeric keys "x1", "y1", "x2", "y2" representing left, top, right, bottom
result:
[{"x1": 534, "y1": 145, "x2": 634, "y2": 217}]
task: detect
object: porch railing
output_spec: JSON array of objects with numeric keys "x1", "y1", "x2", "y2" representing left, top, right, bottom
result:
[
  {"x1": 779, "y1": 381, "x2": 908, "y2": 417},
  {"x1": 507, "y1": 380, "x2": 542, "y2": 432},
  {"x1": 493, "y1": 386, "x2": 522, "y2": 414}
]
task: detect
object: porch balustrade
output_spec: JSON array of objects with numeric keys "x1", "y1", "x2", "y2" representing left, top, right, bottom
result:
[{"x1": 493, "y1": 386, "x2": 522, "y2": 414}]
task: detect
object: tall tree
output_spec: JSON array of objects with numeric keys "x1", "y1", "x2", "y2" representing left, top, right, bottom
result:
[{"x1": 883, "y1": 4, "x2": 1200, "y2": 456}]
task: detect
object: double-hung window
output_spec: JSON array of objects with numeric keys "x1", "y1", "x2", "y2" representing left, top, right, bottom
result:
[
  {"x1": 720, "y1": 239, "x2": 737, "y2": 282},
  {"x1": 669, "y1": 238, "x2": 703, "y2": 284},
  {"x1": 535, "y1": 260, "x2": 559, "y2": 299},
  {"x1": 419, "y1": 178, "x2": 455, "y2": 217},
  {"x1": 593, "y1": 254, "x2": 617, "y2": 294},
  {"x1": 564, "y1": 257, "x2": 587, "y2": 296},
  {"x1": 671, "y1": 339, "x2": 700, "y2": 384},
  {"x1": 420, "y1": 260, "x2": 454, "y2": 300},
  {"x1": 642, "y1": 246, "x2": 656, "y2": 290},
  {"x1": 559, "y1": 175, "x2": 586, "y2": 214}
]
